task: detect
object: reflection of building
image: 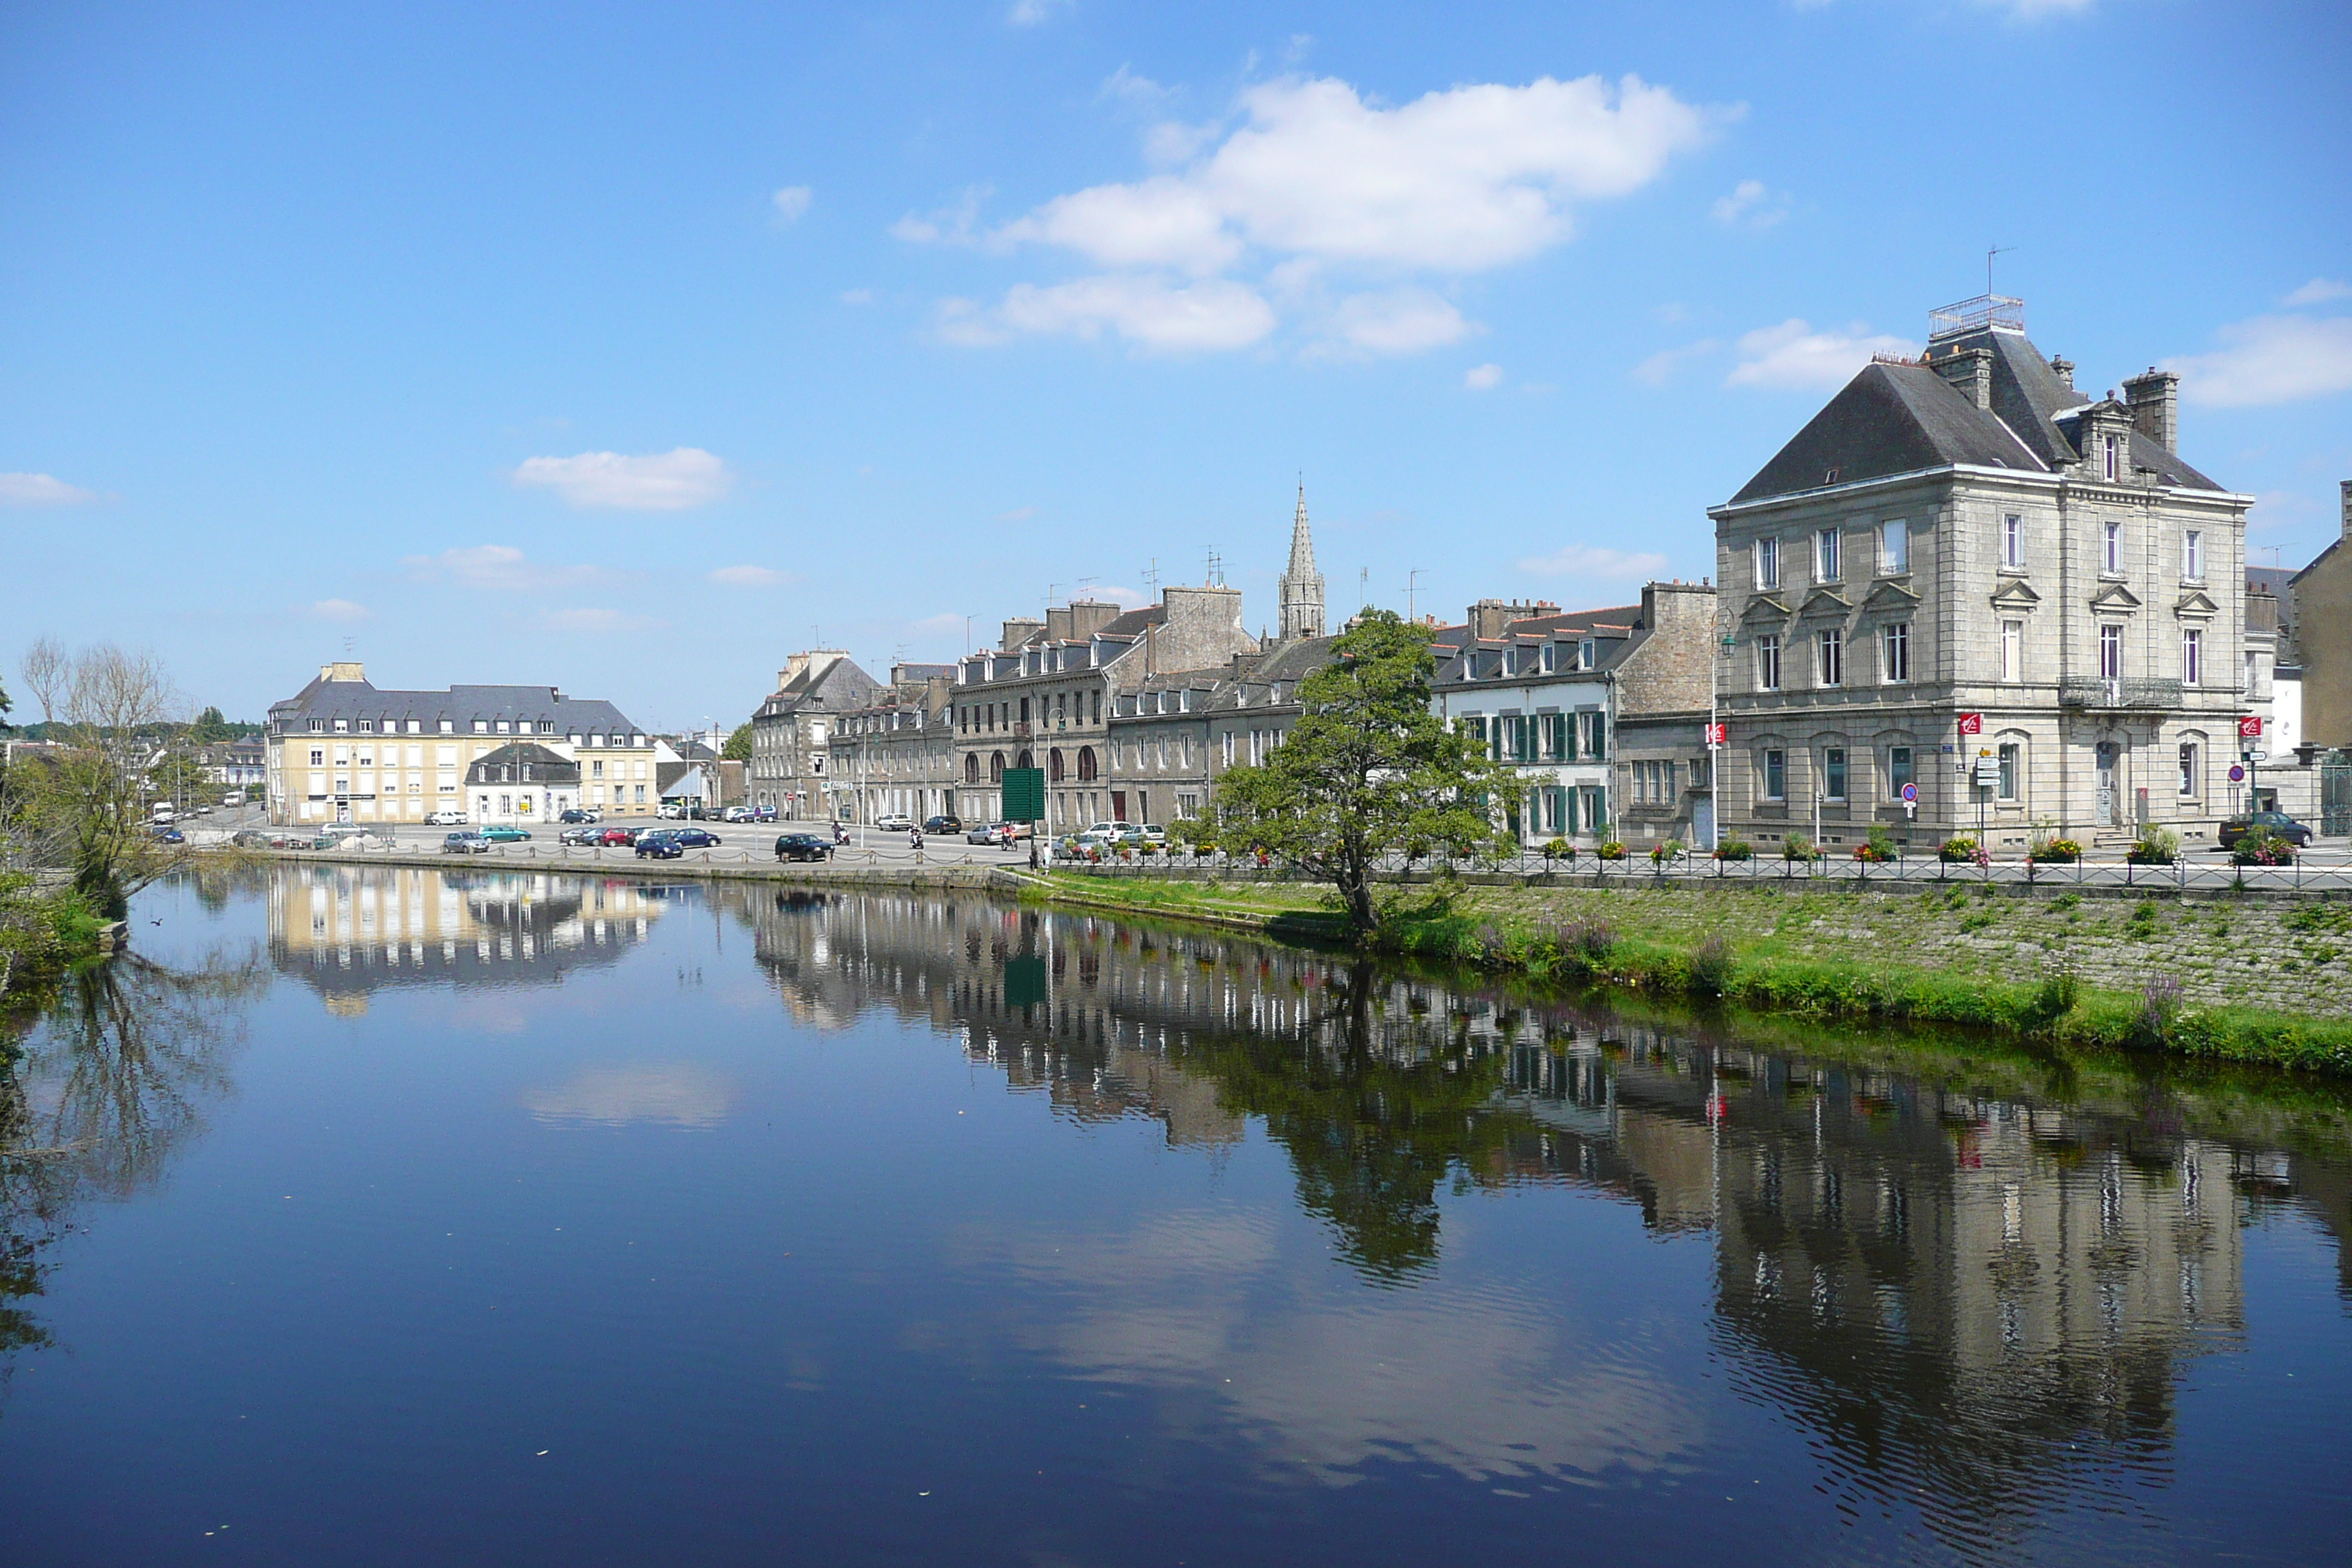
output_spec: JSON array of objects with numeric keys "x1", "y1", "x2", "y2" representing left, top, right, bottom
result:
[{"x1": 267, "y1": 864, "x2": 665, "y2": 1009}]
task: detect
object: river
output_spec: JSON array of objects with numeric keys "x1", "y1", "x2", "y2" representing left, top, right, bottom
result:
[{"x1": 1, "y1": 862, "x2": 2348, "y2": 1566}]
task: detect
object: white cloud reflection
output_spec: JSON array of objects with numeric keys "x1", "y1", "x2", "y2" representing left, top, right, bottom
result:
[{"x1": 520, "y1": 1062, "x2": 736, "y2": 1127}]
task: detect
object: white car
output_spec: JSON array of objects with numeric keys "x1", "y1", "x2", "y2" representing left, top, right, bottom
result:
[
  {"x1": 874, "y1": 813, "x2": 915, "y2": 832},
  {"x1": 1074, "y1": 823, "x2": 1122, "y2": 848},
  {"x1": 425, "y1": 810, "x2": 468, "y2": 826}
]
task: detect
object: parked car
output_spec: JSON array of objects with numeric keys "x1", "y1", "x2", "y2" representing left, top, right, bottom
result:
[
  {"x1": 967, "y1": 821, "x2": 1004, "y2": 844},
  {"x1": 480, "y1": 825, "x2": 532, "y2": 843},
  {"x1": 656, "y1": 803, "x2": 685, "y2": 819},
  {"x1": 1074, "y1": 823, "x2": 1122, "y2": 848},
  {"x1": 558, "y1": 809, "x2": 594, "y2": 824},
  {"x1": 2219, "y1": 811, "x2": 2314, "y2": 848},
  {"x1": 442, "y1": 832, "x2": 490, "y2": 854},
  {"x1": 230, "y1": 829, "x2": 274, "y2": 848},
  {"x1": 874, "y1": 813, "x2": 915, "y2": 833},
  {"x1": 669, "y1": 827, "x2": 720, "y2": 848},
  {"x1": 269, "y1": 829, "x2": 331, "y2": 850},
  {"x1": 921, "y1": 815, "x2": 963, "y2": 835},
  {"x1": 425, "y1": 810, "x2": 468, "y2": 826},
  {"x1": 721, "y1": 806, "x2": 755, "y2": 823},
  {"x1": 559, "y1": 826, "x2": 602, "y2": 845},
  {"x1": 636, "y1": 834, "x2": 685, "y2": 859},
  {"x1": 150, "y1": 825, "x2": 186, "y2": 845},
  {"x1": 1135, "y1": 823, "x2": 1167, "y2": 847},
  {"x1": 319, "y1": 823, "x2": 380, "y2": 843},
  {"x1": 750, "y1": 804, "x2": 777, "y2": 822},
  {"x1": 598, "y1": 826, "x2": 638, "y2": 847},
  {"x1": 774, "y1": 832, "x2": 834, "y2": 862},
  {"x1": 192, "y1": 804, "x2": 213, "y2": 815}
]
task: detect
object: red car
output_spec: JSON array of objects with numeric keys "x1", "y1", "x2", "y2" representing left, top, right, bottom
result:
[{"x1": 598, "y1": 826, "x2": 637, "y2": 846}]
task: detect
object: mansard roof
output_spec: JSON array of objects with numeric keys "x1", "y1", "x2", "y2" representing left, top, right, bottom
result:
[{"x1": 271, "y1": 674, "x2": 644, "y2": 736}]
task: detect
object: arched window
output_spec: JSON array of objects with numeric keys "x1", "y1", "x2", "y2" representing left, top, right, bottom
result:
[
  {"x1": 1049, "y1": 749, "x2": 1066, "y2": 783},
  {"x1": 990, "y1": 752, "x2": 1006, "y2": 783},
  {"x1": 965, "y1": 753, "x2": 980, "y2": 785},
  {"x1": 1015, "y1": 750, "x2": 1033, "y2": 772},
  {"x1": 1076, "y1": 746, "x2": 1097, "y2": 782}
]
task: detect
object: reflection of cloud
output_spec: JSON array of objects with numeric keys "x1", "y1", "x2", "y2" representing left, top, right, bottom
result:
[
  {"x1": 955, "y1": 1209, "x2": 1703, "y2": 1486},
  {"x1": 521, "y1": 1063, "x2": 736, "y2": 1126}
]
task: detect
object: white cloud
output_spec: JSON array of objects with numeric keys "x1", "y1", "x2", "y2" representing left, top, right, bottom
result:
[
  {"x1": 0, "y1": 472, "x2": 98, "y2": 506},
  {"x1": 2165, "y1": 314, "x2": 2352, "y2": 407},
  {"x1": 1098, "y1": 65, "x2": 1170, "y2": 106},
  {"x1": 1463, "y1": 363, "x2": 1504, "y2": 391},
  {"x1": 535, "y1": 607, "x2": 666, "y2": 634},
  {"x1": 1323, "y1": 288, "x2": 1479, "y2": 355},
  {"x1": 402, "y1": 544, "x2": 614, "y2": 592},
  {"x1": 889, "y1": 186, "x2": 990, "y2": 246},
  {"x1": 771, "y1": 185, "x2": 812, "y2": 222},
  {"x1": 1517, "y1": 543, "x2": 1673, "y2": 579},
  {"x1": 1006, "y1": 0, "x2": 1072, "y2": 26},
  {"x1": 942, "y1": 275, "x2": 1277, "y2": 353},
  {"x1": 2283, "y1": 278, "x2": 2351, "y2": 306},
  {"x1": 510, "y1": 447, "x2": 731, "y2": 510},
  {"x1": 305, "y1": 598, "x2": 372, "y2": 622},
  {"x1": 990, "y1": 74, "x2": 1720, "y2": 275},
  {"x1": 1711, "y1": 178, "x2": 1789, "y2": 230},
  {"x1": 1632, "y1": 337, "x2": 1720, "y2": 385},
  {"x1": 1725, "y1": 318, "x2": 1916, "y2": 391},
  {"x1": 706, "y1": 565, "x2": 793, "y2": 587}
]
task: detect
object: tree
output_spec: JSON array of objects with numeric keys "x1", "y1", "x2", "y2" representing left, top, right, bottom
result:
[
  {"x1": 723, "y1": 721, "x2": 755, "y2": 761},
  {"x1": 1210, "y1": 609, "x2": 1515, "y2": 935},
  {"x1": 188, "y1": 706, "x2": 230, "y2": 742}
]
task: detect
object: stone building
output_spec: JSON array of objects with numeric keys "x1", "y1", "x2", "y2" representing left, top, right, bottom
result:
[
  {"x1": 2291, "y1": 483, "x2": 2352, "y2": 753},
  {"x1": 461, "y1": 742, "x2": 581, "y2": 826},
  {"x1": 746, "y1": 651, "x2": 881, "y2": 821},
  {"x1": 1709, "y1": 294, "x2": 2253, "y2": 852},
  {"x1": 264, "y1": 663, "x2": 655, "y2": 826},
  {"x1": 826, "y1": 664, "x2": 959, "y2": 826},
  {"x1": 1277, "y1": 483, "x2": 1327, "y2": 640},
  {"x1": 1433, "y1": 583, "x2": 1719, "y2": 848},
  {"x1": 952, "y1": 585, "x2": 1261, "y2": 830}
]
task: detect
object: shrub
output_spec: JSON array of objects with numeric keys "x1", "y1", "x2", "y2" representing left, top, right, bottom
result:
[
  {"x1": 1940, "y1": 835, "x2": 1991, "y2": 867},
  {"x1": 2035, "y1": 960, "x2": 2079, "y2": 1022},
  {"x1": 1548, "y1": 919, "x2": 1617, "y2": 970},
  {"x1": 2125, "y1": 900, "x2": 2163, "y2": 940},
  {"x1": 1650, "y1": 838, "x2": 1686, "y2": 865},
  {"x1": 1853, "y1": 826, "x2": 1899, "y2": 864},
  {"x1": 2028, "y1": 837, "x2": 2083, "y2": 864},
  {"x1": 1191, "y1": 838, "x2": 1218, "y2": 858},
  {"x1": 1474, "y1": 922, "x2": 1509, "y2": 966},
  {"x1": 1595, "y1": 840, "x2": 1627, "y2": 862},
  {"x1": 1782, "y1": 834, "x2": 1822, "y2": 862},
  {"x1": 2136, "y1": 971, "x2": 2185, "y2": 1045},
  {"x1": 2127, "y1": 825, "x2": 2180, "y2": 865},
  {"x1": 1713, "y1": 837, "x2": 1752, "y2": 862},
  {"x1": 1688, "y1": 933, "x2": 1734, "y2": 997},
  {"x1": 2231, "y1": 832, "x2": 2297, "y2": 867},
  {"x1": 1540, "y1": 837, "x2": 1575, "y2": 863}
]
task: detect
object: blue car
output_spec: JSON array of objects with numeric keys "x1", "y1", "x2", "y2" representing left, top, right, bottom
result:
[
  {"x1": 669, "y1": 828, "x2": 720, "y2": 848},
  {"x1": 635, "y1": 834, "x2": 684, "y2": 859}
]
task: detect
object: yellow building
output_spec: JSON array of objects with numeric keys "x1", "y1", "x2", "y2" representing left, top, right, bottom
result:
[{"x1": 264, "y1": 662, "x2": 660, "y2": 825}]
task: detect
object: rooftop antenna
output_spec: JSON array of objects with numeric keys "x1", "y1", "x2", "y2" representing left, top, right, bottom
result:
[
  {"x1": 1205, "y1": 549, "x2": 1224, "y2": 587},
  {"x1": 1139, "y1": 557, "x2": 1159, "y2": 593},
  {"x1": 1077, "y1": 576, "x2": 1098, "y2": 599},
  {"x1": 1406, "y1": 568, "x2": 1425, "y2": 622},
  {"x1": 1986, "y1": 244, "x2": 2015, "y2": 296},
  {"x1": 965, "y1": 615, "x2": 973, "y2": 655},
  {"x1": 1046, "y1": 582, "x2": 1060, "y2": 612}
]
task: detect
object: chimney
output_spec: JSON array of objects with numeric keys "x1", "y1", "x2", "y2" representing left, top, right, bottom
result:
[
  {"x1": 1000, "y1": 617, "x2": 1043, "y2": 651},
  {"x1": 1044, "y1": 606, "x2": 1074, "y2": 642},
  {"x1": 2051, "y1": 355, "x2": 2075, "y2": 391},
  {"x1": 1928, "y1": 345, "x2": 1993, "y2": 410},
  {"x1": 2122, "y1": 367, "x2": 2180, "y2": 451},
  {"x1": 1066, "y1": 599, "x2": 1121, "y2": 641},
  {"x1": 2342, "y1": 478, "x2": 2352, "y2": 541},
  {"x1": 320, "y1": 661, "x2": 366, "y2": 682}
]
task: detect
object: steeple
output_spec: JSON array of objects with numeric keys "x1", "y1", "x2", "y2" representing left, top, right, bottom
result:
[{"x1": 1277, "y1": 481, "x2": 1326, "y2": 640}]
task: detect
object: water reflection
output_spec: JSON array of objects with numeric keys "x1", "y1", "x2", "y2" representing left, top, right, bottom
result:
[{"x1": 720, "y1": 883, "x2": 2352, "y2": 1542}]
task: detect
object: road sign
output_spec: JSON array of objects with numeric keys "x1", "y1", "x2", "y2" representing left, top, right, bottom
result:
[
  {"x1": 1000, "y1": 766, "x2": 1046, "y2": 822},
  {"x1": 2242, "y1": 750, "x2": 2269, "y2": 764},
  {"x1": 1900, "y1": 783, "x2": 1919, "y2": 804},
  {"x1": 2229, "y1": 764, "x2": 2246, "y2": 783},
  {"x1": 1704, "y1": 721, "x2": 1727, "y2": 747},
  {"x1": 2238, "y1": 715, "x2": 2264, "y2": 739},
  {"x1": 1973, "y1": 759, "x2": 2000, "y2": 788}
]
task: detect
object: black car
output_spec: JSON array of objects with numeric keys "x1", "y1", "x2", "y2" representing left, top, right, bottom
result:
[
  {"x1": 558, "y1": 809, "x2": 594, "y2": 824},
  {"x1": 921, "y1": 815, "x2": 963, "y2": 835},
  {"x1": 2220, "y1": 811, "x2": 2314, "y2": 848},
  {"x1": 774, "y1": 832, "x2": 834, "y2": 862},
  {"x1": 634, "y1": 834, "x2": 685, "y2": 859},
  {"x1": 670, "y1": 827, "x2": 720, "y2": 848}
]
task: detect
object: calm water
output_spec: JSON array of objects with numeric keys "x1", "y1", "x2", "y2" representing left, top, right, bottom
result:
[{"x1": 3, "y1": 865, "x2": 2350, "y2": 1567}]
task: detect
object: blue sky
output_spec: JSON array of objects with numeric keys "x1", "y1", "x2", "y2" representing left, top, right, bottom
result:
[{"x1": 4, "y1": 0, "x2": 2348, "y2": 729}]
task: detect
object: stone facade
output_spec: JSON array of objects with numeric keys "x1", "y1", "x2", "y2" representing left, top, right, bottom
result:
[
  {"x1": 1710, "y1": 297, "x2": 2253, "y2": 853},
  {"x1": 747, "y1": 651, "x2": 881, "y2": 821},
  {"x1": 2291, "y1": 482, "x2": 2352, "y2": 753},
  {"x1": 826, "y1": 665, "x2": 960, "y2": 825}
]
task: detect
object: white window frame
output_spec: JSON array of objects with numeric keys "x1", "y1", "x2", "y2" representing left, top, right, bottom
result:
[
  {"x1": 1756, "y1": 634, "x2": 1782, "y2": 692},
  {"x1": 1754, "y1": 535, "x2": 1780, "y2": 590},
  {"x1": 2182, "y1": 627, "x2": 2203, "y2": 686},
  {"x1": 2002, "y1": 513, "x2": 2024, "y2": 570},
  {"x1": 2178, "y1": 741, "x2": 2200, "y2": 799},
  {"x1": 1817, "y1": 627, "x2": 1843, "y2": 687},
  {"x1": 1815, "y1": 527, "x2": 1840, "y2": 582},
  {"x1": 2103, "y1": 521, "x2": 2122, "y2": 575},
  {"x1": 2183, "y1": 529, "x2": 2204, "y2": 583},
  {"x1": 1881, "y1": 622, "x2": 1910, "y2": 684},
  {"x1": 2001, "y1": 619, "x2": 2022, "y2": 682},
  {"x1": 2099, "y1": 622, "x2": 2123, "y2": 681},
  {"x1": 1822, "y1": 747, "x2": 1847, "y2": 802},
  {"x1": 1878, "y1": 519, "x2": 1908, "y2": 575},
  {"x1": 1763, "y1": 748, "x2": 1787, "y2": 802}
]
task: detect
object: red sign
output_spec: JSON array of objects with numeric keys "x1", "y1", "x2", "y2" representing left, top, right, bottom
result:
[
  {"x1": 2238, "y1": 715, "x2": 2264, "y2": 739},
  {"x1": 1956, "y1": 712, "x2": 1983, "y2": 736},
  {"x1": 1704, "y1": 722, "x2": 1727, "y2": 747}
]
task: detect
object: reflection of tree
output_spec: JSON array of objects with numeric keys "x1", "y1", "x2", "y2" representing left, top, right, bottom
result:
[{"x1": 0, "y1": 950, "x2": 260, "y2": 1390}]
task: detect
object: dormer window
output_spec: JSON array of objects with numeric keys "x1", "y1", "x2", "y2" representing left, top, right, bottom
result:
[
  {"x1": 1540, "y1": 642, "x2": 1556, "y2": 674},
  {"x1": 2103, "y1": 432, "x2": 2120, "y2": 481},
  {"x1": 1579, "y1": 639, "x2": 1597, "y2": 670}
]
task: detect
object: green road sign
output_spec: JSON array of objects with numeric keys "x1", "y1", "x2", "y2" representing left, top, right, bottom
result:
[{"x1": 1001, "y1": 766, "x2": 1045, "y2": 822}]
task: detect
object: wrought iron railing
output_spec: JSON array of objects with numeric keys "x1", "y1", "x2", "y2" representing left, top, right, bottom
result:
[{"x1": 2059, "y1": 676, "x2": 2182, "y2": 709}]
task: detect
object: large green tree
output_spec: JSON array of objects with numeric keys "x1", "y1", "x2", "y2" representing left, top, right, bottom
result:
[
  {"x1": 1211, "y1": 608, "x2": 1515, "y2": 935},
  {"x1": 722, "y1": 721, "x2": 755, "y2": 761}
]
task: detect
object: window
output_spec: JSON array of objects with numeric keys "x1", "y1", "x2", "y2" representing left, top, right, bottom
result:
[
  {"x1": 1578, "y1": 638, "x2": 1597, "y2": 670},
  {"x1": 2001, "y1": 620, "x2": 2023, "y2": 682},
  {"x1": 1763, "y1": 749, "x2": 1787, "y2": 802},
  {"x1": 1823, "y1": 747, "x2": 1848, "y2": 801},
  {"x1": 2002, "y1": 513, "x2": 2024, "y2": 570},
  {"x1": 2183, "y1": 529, "x2": 2203, "y2": 581},
  {"x1": 1817, "y1": 628, "x2": 1843, "y2": 687},
  {"x1": 1755, "y1": 536, "x2": 1780, "y2": 589},
  {"x1": 1882, "y1": 622, "x2": 1910, "y2": 684},
  {"x1": 1540, "y1": 642, "x2": 1556, "y2": 674},
  {"x1": 1756, "y1": 634, "x2": 1782, "y2": 691},
  {"x1": 2103, "y1": 521, "x2": 2122, "y2": 574},
  {"x1": 308, "y1": 748, "x2": 325, "y2": 766},
  {"x1": 2182, "y1": 627, "x2": 2203, "y2": 685},
  {"x1": 1998, "y1": 742, "x2": 2020, "y2": 801},
  {"x1": 1816, "y1": 527, "x2": 1841, "y2": 581},
  {"x1": 2178, "y1": 742, "x2": 2200, "y2": 797},
  {"x1": 2103, "y1": 433, "x2": 2120, "y2": 481},
  {"x1": 1580, "y1": 712, "x2": 1607, "y2": 761},
  {"x1": 1888, "y1": 746, "x2": 1915, "y2": 795},
  {"x1": 1879, "y1": 520, "x2": 1909, "y2": 575},
  {"x1": 2099, "y1": 623, "x2": 2123, "y2": 680},
  {"x1": 1221, "y1": 733, "x2": 1236, "y2": 767}
]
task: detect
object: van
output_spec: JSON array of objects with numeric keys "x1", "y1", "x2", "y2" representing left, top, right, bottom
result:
[{"x1": 151, "y1": 804, "x2": 176, "y2": 824}]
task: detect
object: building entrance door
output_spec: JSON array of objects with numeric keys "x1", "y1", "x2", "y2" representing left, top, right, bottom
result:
[
  {"x1": 2095, "y1": 742, "x2": 2119, "y2": 827},
  {"x1": 1692, "y1": 793, "x2": 1716, "y2": 851},
  {"x1": 1111, "y1": 791, "x2": 1126, "y2": 822}
]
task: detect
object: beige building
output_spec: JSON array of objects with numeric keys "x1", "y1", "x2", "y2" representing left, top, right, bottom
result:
[{"x1": 264, "y1": 663, "x2": 658, "y2": 826}]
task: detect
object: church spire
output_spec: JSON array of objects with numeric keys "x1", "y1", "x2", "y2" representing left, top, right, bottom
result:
[{"x1": 1277, "y1": 480, "x2": 1326, "y2": 640}]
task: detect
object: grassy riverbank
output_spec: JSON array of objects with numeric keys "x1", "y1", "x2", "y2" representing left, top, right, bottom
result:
[
  {"x1": 0, "y1": 872, "x2": 110, "y2": 1007},
  {"x1": 1028, "y1": 872, "x2": 2352, "y2": 1075}
]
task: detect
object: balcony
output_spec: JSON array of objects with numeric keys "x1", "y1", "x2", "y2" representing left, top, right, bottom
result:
[{"x1": 2059, "y1": 677, "x2": 2182, "y2": 710}]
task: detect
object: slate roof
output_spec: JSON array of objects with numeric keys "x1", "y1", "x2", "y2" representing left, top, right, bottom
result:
[
  {"x1": 758, "y1": 656, "x2": 881, "y2": 720},
  {"x1": 1730, "y1": 330, "x2": 2223, "y2": 505},
  {"x1": 461, "y1": 742, "x2": 581, "y2": 788},
  {"x1": 270, "y1": 675, "x2": 644, "y2": 736}
]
